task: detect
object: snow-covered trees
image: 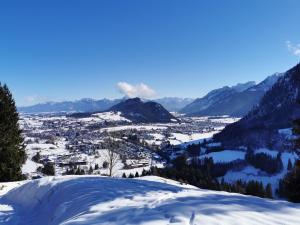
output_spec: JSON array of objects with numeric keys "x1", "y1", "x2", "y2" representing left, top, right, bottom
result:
[
  {"x1": 0, "y1": 83, "x2": 26, "y2": 181},
  {"x1": 294, "y1": 118, "x2": 300, "y2": 151},
  {"x1": 245, "y1": 150, "x2": 283, "y2": 174}
]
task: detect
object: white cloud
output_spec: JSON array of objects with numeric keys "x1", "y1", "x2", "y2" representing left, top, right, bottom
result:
[
  {"x1": 286, "y1": 41, "x2": 300, "y2": 57},
  {"x1": 23, "y1": 95, "x2": 49, "y2": 105},
  {"x1": 117, "y1": 82, "x2": 157, "y2": 99}
]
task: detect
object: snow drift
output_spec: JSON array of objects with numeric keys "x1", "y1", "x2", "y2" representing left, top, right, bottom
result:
[{"x1": 1, "y1": 176, "x2": 300, "y2": 225}]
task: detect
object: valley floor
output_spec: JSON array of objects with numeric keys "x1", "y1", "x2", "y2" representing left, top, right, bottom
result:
[{"x1": 0, "y1": 176, "x2": 300, "y2": 225}]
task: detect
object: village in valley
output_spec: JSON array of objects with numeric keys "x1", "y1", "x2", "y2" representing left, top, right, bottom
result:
[{"x1": 20, "y1": 112, "x2": 238, "y2": 179}]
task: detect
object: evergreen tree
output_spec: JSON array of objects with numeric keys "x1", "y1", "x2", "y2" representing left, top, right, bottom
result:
[
  {"x1": 282, "y1": 160, "x2": 300, "y2": 202},
  {"x1": 265, "y1": 183, "x2": 273, "y2": 198},
  {"x1": 293, "y1": 118, "x2": 300, "y2": 152},
  {"x1": 42, "y1": 162, "x2": 55, "y2": 176},
  {"x1": 88, "y1": 166, "x2": 93, "y2": 174},
  {"x1": 135, "y1": 172, "x2": 139, "y2": 177},
  {"x1": 142, "y1": 169, "x2": 148, "y2": 176},
  {"x1": 75, "y1": 167, "x2": 85, "y2": 175},
  {"x1": 32, "y1": 152, "x2": 41, "y2": 163},
  {"x1": 287, "y1": 159, "x2": 293, "y2": 171},
  {"x1": 245, "y1": 181, "x2": 266, "y2": 197},
  {"x1": 102, "y1": 161, "x2": 108, "y2": 169},
  {"x1": 0, "y1": 83, "x2": 26, "y2": 181},
  {"x1": 122, "y1": 172, "x2": 127, "y2": 178}
]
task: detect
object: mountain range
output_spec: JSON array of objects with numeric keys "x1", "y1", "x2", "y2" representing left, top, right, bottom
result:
[
  {"x1": 19, "y1": 73, "x2": 282, "y2": 119},
  {"x1": 215, "y1": 63, "x2": 300, "y2": 148},
  {"x1": 18, "y1": 98, "x2": 121, "y2": 114},
  {"x1": 18, "y1": 97, "x2": 193, "y2": 114},
  {"x1": 180, "y1": 73, "x2": 282, "y2": 117}
]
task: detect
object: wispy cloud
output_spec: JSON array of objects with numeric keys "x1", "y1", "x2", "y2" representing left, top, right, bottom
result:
[
  {"x1": 286, "y1": 41, "x2": 300, "y2": 57},
  {"x1": 117, "y1": 82, "x2": 157, "y2": 99},
  {"x1": 23, "y1": 95, "x2": 49, "y2": 106}
]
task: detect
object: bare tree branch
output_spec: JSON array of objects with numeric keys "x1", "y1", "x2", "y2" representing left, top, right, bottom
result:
[{"x1": 104, "y1": 139, "x2": 119, "y2": 177}]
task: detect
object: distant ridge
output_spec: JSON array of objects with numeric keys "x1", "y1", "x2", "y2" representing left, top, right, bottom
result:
[
  {"x1": 18, "y1": 97, "x2": 193, "y2": 114},
  {"x1": 154, "y1": 97, "x2": 194, "y2": 112},
  {"x1": 181, "y1": 74, "x2": 282, "y2": 117},
  {"x1": 18, "y1": 98, "x2": 121, "y2": 114}
]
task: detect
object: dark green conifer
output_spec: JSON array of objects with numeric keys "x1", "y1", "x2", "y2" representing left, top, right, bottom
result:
[
  {"x1": 265, "y1": 183, "x2": 273, "y2": 198},
  {"x1": 0, "y1": 83, "x2": 26, "y2": 181}
]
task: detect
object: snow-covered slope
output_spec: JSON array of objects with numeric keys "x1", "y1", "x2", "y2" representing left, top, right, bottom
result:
[
  {"x1": 198, "y1": 147, "x2": 298, "y2": 190},
  {"x1": 1, "y1": 176, "x2": 300, "y2": 225},
  {"x1": 215, "y1": 63, "x2": 300, "y2": 148},
  {"x1": 92, "y1": 111, "x2": 131, "y2": 122}
]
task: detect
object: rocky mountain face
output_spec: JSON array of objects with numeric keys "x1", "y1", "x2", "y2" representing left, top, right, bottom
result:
[
  {"x1": 108, "y1": 98, "x2": 177, "y2": 123},
  {"x1": 215, "y1": 64, "x2": 300, "y2": 148},
  {"x1": 181, "y1": 75, "x2": 281, "y2": 117}
]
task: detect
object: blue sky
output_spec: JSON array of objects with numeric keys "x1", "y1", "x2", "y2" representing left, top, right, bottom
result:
[{"x1": 0, "y1": 0, "x2": 300, "y2": 106}]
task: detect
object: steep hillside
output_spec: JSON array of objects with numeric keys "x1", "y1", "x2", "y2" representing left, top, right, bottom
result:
[
  {"x1": 181, "y1": 75, "x2": 281, "y2": 117},
  {"x1": 1, "y1": 176, "x2": 300, "y2": 225},
  {"x1": 215, "y1": 64, "x2": 300, "y2": 148}
]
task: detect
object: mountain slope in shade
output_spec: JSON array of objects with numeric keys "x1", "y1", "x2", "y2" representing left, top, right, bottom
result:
[
  {"x1": 18, "y1": 98, "x2": 121, "y2": 114},
  {"x1": 180, "y1": 81, "x2": 256, "y2": 116},
  {"x1": 1, "y1": 176, "x2": 300, "y2": 225},
  {"x1": 108, "y1": 98, "x2": 177, "y2": 123},
  {"x1": 215, "y1": 64, "x2": 300, "y2": 148},
  {"x1": 181, "y1": 75, "x2": 281, "y2": 117}
]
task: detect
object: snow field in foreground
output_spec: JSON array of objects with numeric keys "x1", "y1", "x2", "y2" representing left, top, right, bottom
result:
[{"x1": 0, "y1": 176, "x2": 300, "y2": 225}]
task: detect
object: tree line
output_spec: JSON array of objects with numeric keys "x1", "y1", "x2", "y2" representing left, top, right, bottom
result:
[{"x1": 149, "y1": 155, "x2": 273, "y2": 199}]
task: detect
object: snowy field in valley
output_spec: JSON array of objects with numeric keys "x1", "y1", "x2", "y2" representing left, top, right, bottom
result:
[
  {"x1": 198, "y1": 145, "x2": 299, "y2": 192},
  {"x1": 19, "y1": 113, "x2": 237, "y2": 179},
  {"x1": 222, "y1": 149, "x2": 298, "y2": 188},
  {"x1": 199, "y1": 150, "x2": 246, "y2": 163},
  {"x1": 1, "y1": 176, "x2": 300, "y2": 225}
]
